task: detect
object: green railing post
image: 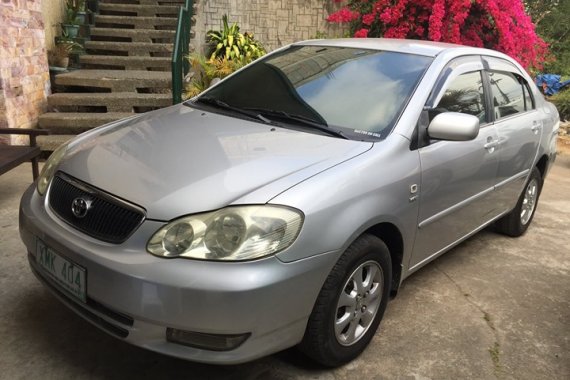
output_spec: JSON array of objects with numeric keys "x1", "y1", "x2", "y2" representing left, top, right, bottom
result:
[{"x1": 171, "y1": 0, "x2": 193, "y2": 104}]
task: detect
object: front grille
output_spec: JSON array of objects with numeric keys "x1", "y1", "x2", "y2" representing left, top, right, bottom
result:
[{"x1": 49, "y1": 173, "x2": 145, "y2": 244}]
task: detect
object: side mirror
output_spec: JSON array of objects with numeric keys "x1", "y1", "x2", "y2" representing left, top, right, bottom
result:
[{"x1": 427, "y1": 112, "x2": 480, "y2": 141}]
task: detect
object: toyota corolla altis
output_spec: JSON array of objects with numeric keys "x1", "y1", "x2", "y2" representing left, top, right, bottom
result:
[{"x1": 20, "y1": 39, "x2": 559, "y2": 366}]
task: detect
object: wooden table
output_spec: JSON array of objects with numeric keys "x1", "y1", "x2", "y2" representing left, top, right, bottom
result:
[{"x1": 0, "y1": 128, "x2": 50, "y2": 180}]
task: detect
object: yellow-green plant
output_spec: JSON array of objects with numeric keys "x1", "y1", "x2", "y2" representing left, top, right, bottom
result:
[
  {"x1": 183, "y1": 54, "x2": 249, "y2": 99},
  {"x1": 551, "y1": 89, "x2": 570, "y2": 121},
  {"x1": 207, "y1": 15, "x2": 266, "y2": 61}
]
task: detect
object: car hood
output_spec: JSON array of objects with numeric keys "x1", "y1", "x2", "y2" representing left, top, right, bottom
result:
[{"x1": 58, "y1": 105, "x2": 372, "y2": 220}]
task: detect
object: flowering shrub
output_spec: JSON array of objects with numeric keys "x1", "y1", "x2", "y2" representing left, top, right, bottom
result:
[{"x1": 327, "y1": 0, "x2": 549, "y2": 71}]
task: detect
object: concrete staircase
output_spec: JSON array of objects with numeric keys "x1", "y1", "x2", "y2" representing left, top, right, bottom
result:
[{"x1": 39, "y1": 0, "x2": 188, "y2": 152}]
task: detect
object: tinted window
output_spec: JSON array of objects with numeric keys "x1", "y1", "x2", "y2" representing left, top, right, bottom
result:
[
  {"x1": 435, "y1": 71, "x2": 487, "y2": 123},
  {"x1": 489, "y1": 71, "x2": 525, "y2": 119},
  {"x1": 199, "y1": 45, "x2": 433, "y2": 139}
]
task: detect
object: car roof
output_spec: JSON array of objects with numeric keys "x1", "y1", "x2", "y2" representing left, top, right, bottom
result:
[{"x1": 295, "y1": 38, "x2": 492, "y2": 58}]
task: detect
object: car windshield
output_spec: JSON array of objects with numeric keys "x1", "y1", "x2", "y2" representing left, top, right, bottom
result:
[{"x1": 190, "y1": 45, "x2": 433, "y2": 140}]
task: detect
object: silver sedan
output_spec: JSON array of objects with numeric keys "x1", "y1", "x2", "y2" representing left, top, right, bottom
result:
[{"x1": 19, "y1": 39, "x2": 559, "y2": 366}]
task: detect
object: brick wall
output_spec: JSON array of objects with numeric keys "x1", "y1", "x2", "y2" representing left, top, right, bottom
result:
[
  {"x1": 192, "y1": 0, "x2": 346, "y2": 54},
  {"x1": 0, "y1": 0, "x2": 50, "y2": 145}
]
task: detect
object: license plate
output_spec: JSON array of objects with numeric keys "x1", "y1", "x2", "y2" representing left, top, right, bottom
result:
[{"x1": 36, "y1": 239, "x2": 87, "y2": 303}]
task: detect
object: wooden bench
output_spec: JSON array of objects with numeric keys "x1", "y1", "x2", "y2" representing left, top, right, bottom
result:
[{"x1": 0, "y1": 128, "x2": 50, "y2": 180}]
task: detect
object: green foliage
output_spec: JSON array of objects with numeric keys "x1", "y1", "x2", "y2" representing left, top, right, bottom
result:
[
  {"x1": 56, "y1": 39, "x2": 82, "y2": 54},
  {"x1": 63, "y1": 8, "x2": 78, "y2": 25},
  {"x1": 551, "y1": 89, "x2": 570, "y2": 121},
  {"x1": 524, "y1": 0, "x2": 560, "y2": 24},
  {"x1": 533, "y1": 0, "x2": 570, "y2": 75},
  {"x1": 48, "y1": 39, "x2": 82, "y2": 67},
  {"x1": 310, "y1": 30, "x2": 352, "y2": 39},
  {"x1": 312, "y1": 30, "x2": 329, "y2": 39},
  {"x1": 206, "y1": 15, "x2": 266, "y2": 61},
  {"x1": 63, "y1": 0, "x2": 85, "y2": 24},
  {"x1": 183, "y1": 54, "x2": 250, "y2": 99}
]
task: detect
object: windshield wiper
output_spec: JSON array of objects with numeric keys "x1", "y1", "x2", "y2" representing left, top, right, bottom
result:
[
  {"x1": 243, "y1": 107, "x2": 348, "y2": 139},
  {"x1": 193, "y1": 97, "x2": 271, "y2": 124}
]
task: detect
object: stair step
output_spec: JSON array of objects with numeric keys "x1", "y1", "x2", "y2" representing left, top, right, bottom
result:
[
  {"x1": 95, "y1": 15, "x2": 177, "y2": 28},
  {"x1": 99, "y1": 3, "x2": 179, "y2": 16},
  {"x1": 55, "y1": 70, "x2": 171, "y2": 91},
  {"x1": 39, "y1": 112, "x2": 134, "y2": 134},
  {"x1": 85, "y1": 41, "x2": 173, "y2": 55},
  {"x1": 48, "y1": 93, "x2": 172, "y2": 112},
  {"x1": 90, "y1": 27, "x2": 175, "y2": 42},
  {"x1": 80, "y1": 55, "x2": 171, "y2": 70},
  {"x1": 38, "y1": 135, "x2": 76, "y2": 152}
]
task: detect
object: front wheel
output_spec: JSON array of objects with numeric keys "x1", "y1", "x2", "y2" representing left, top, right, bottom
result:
[
  {"x1": 299, "y1": 234, "x2": 392, "y2": 367},
  {"x1": 495, "y1": 167, "x2": 542, "y2": 237}
]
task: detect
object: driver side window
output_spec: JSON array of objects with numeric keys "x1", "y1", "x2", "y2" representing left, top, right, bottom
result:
[{"x1": 431, "y1": 71, "x2": 488, "y2": 124}]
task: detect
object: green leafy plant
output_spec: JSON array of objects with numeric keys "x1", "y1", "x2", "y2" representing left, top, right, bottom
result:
[
  {"x1": 531, "y1": 0, "x2": 570, "y2": 75},
  {"x1": 311, "y1": 30, "x2": 352, "y2": 39},
  {"x1": 183, "y1": 54, "x2": 250, "y2": 99},
  {"x1": 63, "y1": 8, "x2": 78, "y2": 25},
  {"x1": 551, "y1": 89, "x2": 570, "y2": 121},
  {"x1": 63, "y1": 0, "x2": 84, "y2": 24},
  {"x1": 206, "y1": 15, "x2": 266, "y2": 61},
  {"x1": 48, "y1": 40, "x2": 82, "y2": 67}
]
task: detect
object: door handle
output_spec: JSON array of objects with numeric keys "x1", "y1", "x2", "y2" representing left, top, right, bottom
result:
[
  {"x1": 531, "y1": 122, "x2": 541, "y2": 134},
  {"x1": 484, "y1": 140, "x2": 499, "y2": 149}
]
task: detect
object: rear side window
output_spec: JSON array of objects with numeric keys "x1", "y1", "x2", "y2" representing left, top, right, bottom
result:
[
  {"x1": 523, "y1": 83, "x2": 535, "y2": 111},
  {"x1": 488, "y1": 71, "x2": 525, "y2": 119},
  {"x1": 433, "y1": 71, "x2": 487, "y2": 123}
]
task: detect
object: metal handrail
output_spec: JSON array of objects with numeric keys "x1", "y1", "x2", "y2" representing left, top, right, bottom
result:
[{"x1": 171, "y1": 0, "x2": 193, "y2": 104}]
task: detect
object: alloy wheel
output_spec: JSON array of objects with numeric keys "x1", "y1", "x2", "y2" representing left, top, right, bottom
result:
[{"x1": 335, "y1": 260, "x2": 383, "y2": 346}]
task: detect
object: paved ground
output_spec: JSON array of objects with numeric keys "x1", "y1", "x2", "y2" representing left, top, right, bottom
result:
[{"x1": 0, "y1": 161, "x2": 568, "y2": 380}]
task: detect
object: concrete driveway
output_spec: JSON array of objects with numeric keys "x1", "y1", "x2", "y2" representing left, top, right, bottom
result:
[{"x1": 1, "y1": 161, "x2": 568, "y2": 380}]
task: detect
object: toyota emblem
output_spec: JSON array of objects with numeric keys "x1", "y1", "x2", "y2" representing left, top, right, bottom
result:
[{"x1": 71, "y1": 198, "x2": 92, "y2": 218}]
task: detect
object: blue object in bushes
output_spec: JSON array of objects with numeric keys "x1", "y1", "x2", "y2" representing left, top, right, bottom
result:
[{"x1": 536, "y1": 74, "x2": 570, "y2": 96}]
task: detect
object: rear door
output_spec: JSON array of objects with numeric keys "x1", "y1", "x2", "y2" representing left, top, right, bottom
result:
[
  {"x1": 409, "y1": 57, "x2": 499, "y2": 270},
  {"x1": 483, "y1": 57, "x2": 542, "y2": 213}
]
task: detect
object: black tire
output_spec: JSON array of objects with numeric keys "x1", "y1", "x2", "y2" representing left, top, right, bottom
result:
[
  {"x1": 495, "y1": 167, "x2": 542, "y2": 237},
  {"x1": 299, "y1": 234, "x2": 392, "y2": 367}
]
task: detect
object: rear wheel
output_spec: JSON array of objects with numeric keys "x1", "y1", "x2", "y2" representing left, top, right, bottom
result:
[
  {"x1": 495, "y1": 167, "x2": 542, "y2": 237},
  {"x1": 299, "y1": 234, "x2": 392, "y2": 367}
]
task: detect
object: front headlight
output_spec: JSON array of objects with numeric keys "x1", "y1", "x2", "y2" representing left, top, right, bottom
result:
[
  {"x1": 37, "y1": 142, "x2": 69, "y2": 196},
  {"x1": 147, "y1": 206, "x2": 303, "y2": 261}
]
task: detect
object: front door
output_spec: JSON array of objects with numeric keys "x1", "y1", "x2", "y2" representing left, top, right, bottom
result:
[{"x1": 409, "y1": 69, "x2": 499, "y2": 270}]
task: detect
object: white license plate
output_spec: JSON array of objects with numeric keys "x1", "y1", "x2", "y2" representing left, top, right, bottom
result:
[{"x1": 36, "y1": 239, "x2": 87, "y2": 303}]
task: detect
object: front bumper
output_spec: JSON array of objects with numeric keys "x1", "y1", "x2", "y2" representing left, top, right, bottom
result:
[{"x1": 19, "y1": 184, "x2": 340, "y2": 364}]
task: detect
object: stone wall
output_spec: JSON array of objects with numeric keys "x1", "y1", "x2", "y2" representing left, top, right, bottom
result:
[
  {"x1": 0, "y1": 0, "x2": 50, "y2": 145},
  {"x1": 192, "y1": 0, "x2": 346, "y2": 54}
]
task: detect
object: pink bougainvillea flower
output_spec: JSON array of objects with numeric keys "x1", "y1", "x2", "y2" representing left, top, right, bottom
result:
[
  {"x1": 362, "y1": 13, "x2": 376, "y2": 26},
  {"x1": 354, "y1": 28, "x2": 369, "y2": 38},
  {"x1": 326, "y1": 0, "x2": 550, "y2": 71},
  {"x1": 327, "y1": 7, "x2": 360, "y2": 23}
]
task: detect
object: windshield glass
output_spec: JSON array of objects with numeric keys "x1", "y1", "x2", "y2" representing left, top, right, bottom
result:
[{"x1": 194, "y1": 45, "x2": 433, "y2": 140}]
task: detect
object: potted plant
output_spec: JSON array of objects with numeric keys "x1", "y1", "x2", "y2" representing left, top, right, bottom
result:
[
  {"x1": 61, "y1": 0, "x2": 82, "y2": 38},
  {"x1": 48, "y1": 40, "x2": 82, "y2": 68},
  {"x1": 74, "y1": 0, "x2": 88, "y2": 24},
  {"x1": 48, "y1": 43, "x2": 72, "y2": 68}
]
